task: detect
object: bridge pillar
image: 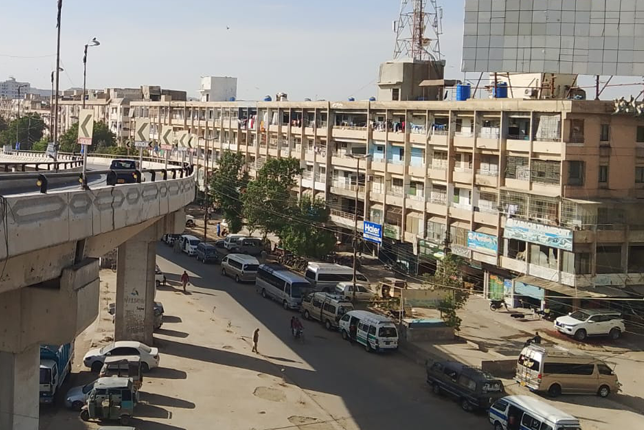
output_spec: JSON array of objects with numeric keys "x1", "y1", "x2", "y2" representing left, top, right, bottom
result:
[
  {"x1": 0, "y1": 345, "x2": 39, "y2": 430},
  {"x1": 115, "y1": 223, "x2": 160, "y2": 346}
]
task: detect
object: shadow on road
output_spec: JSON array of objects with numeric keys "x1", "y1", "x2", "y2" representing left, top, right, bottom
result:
[
  {"x1": 139, "y1": 392, "x2": 196, "y2": 409},
  {"x1": 162, "y1": 315, "x2": 183, "y2": 323},
  {"x1": 147, "y1": 366, "x2": 188, "y2": 380},
  {"x1": 156, "y1": 328, "x2": 189, "y2": 338}
]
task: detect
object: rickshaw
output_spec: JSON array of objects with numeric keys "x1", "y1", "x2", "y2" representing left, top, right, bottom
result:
[
  {"x1": 99, "y1": 355, "x2": 143, "y2": 391},
  {"x1": 80, "y1": 377, "x2": 135, "y2": 425}
]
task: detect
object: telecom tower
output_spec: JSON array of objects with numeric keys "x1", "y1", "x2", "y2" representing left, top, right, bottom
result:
[{"x1": 393, "y1": 0, "x2": 443, "y2": 62}]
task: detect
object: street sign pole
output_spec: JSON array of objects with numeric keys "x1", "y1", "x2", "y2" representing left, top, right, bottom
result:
[
  {"x1": 77, "y1": 109, "x2": 95, "y2": 189},
  {"x1": 165, "y1": 148, "x2": 169, "y2": 171},
  {"x1": 134, "y1": 119, "x2": 150, "y2": 170}
]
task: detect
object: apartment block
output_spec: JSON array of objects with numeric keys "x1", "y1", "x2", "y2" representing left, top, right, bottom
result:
[{"x1": 130, "y1": 98, "x2": 644, "y2": 310}]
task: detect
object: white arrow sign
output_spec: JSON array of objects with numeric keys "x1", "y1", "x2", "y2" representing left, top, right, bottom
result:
[
  {"x1": 135, "y1": 119, "x2": 150, "y2": 148},
  {"x1": 77, "y1": 109, "x2": 94, "y2": 145},
  {"x1": 160, "y1": 126, "x2": 174, "y2": 149},
  {"x1": 177, "y1": 130, "x2": 189, "y2": 148}
]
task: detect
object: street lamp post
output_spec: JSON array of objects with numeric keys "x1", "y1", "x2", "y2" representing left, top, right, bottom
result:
[
  {"x1": 80, "y1": 37, "x2": 100, "y2": 189},
  {"x1": 50, "y1": 68, "x2": 63, "y2": 139},
  {"x1": 347, "y1": 153, "x2": 372, "y2": 302},
  {"x1": 15, "y1": 84, "x2": 28, "y2": 150},
  {"x1": 53, "y1": 0, "x2": 63, "y2": 162}
]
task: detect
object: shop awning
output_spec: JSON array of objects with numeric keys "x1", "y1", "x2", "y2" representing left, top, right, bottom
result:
[
  {"x1": 514, "y1": 275, "x2": 594, "y2": 298},
  {"x1": 577, "y1": 286, "x2": 632, "y2": 298},
  {"x1": 450, "y1": 221, "x2": 470, "y2": 230},
  {"x1": 475, "y1": 226, "x2": 498, "y2": 235}
]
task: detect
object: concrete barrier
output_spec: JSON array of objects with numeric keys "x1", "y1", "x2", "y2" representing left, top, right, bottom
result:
[{"x1": 0, "y1": 167, "x2": 83, "y2": 193}]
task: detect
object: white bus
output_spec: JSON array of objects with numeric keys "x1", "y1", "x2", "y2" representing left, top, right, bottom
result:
[
  {"x1": 304, "y1": 262, "x2": 369, "y2": 292},
  {"x1": 256, "y1": 264, "x2": 313, "y2": 310}
]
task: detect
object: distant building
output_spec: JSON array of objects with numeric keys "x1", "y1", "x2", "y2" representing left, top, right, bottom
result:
[
  {"x1": 0, "y1": 77, "x2": 31, "y2": 99},
  {"x1": 377, "y1": 59, "x2": 445, "y2": 102},
  {"x1": 199, "y1": 76, "x2": 237, "y2": 102}
]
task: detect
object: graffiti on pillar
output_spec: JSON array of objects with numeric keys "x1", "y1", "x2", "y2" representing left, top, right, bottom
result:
[{"x1": 123, "y1": 285, "x2": 146, "y2": 340}]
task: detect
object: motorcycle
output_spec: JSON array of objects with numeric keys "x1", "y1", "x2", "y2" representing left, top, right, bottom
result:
[{"x1": 489, "y1": 299, "x2": 508, "y2": 311}]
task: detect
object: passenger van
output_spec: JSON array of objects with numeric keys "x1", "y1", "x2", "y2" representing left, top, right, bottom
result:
[
  {"x1": 196, "y1": 242, "x2": 218, "y2": 263},
  {"x1": 256, "y1": 264, "x2": 313, "y2": 309},
  {"x1": 426, "y1": 360, "x2": 505, "y2": 412},
  {"x1": 304, "y1": 262, "x2": 369, "y2": 292},
  {"x1": 221, "y1": 254, "x2": 260, "y2": 283},
  {"x1": 223, "y1": 234, "x2": 247, "y2": 250},
  {"x1": 516, "y1": 344, "x2": 620, "y2": 398},
  {"x1": 488, "y1": 395, "x2": 581, "y2": 430},
  {"x1": 300, "y1": 292, "x2": 354, "y2": 330},
  {"x1": 181, "y1": 235, "x2": 200, "y2": 256},
  {"x1": 231, "y1": 237, "x2": 264, "y2": 256},
  {"x1": 338, "y1": 310, "x2": 398, "y2": 352}
]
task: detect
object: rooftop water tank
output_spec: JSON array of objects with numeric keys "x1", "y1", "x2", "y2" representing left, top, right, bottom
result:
[
  {"x1": 228, "y1": 97, "x2": 236, "y2": 102},
  {"x1": 369, "y1": 96, "x2": 376, "y2": 101},
  {"x1": 493, "y1": 82, "x2": 508, "y2": 99},
  {"x1": 456, "y1": 84, "x2": 471, "y2": 101},
  {"x1": 263, "y1": 95, "x2": 272, "y2": 102}
]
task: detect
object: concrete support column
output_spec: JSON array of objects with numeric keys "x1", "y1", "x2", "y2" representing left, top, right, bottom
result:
[
  {"x1": 0, "y1": 345, "x2": 39, "y2": 430},
  {"x1": 115, "y1": 224, "x2": 159, "y2": 345}
]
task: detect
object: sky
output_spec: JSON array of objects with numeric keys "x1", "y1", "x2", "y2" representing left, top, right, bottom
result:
[{"x1": 0, "y1": 0, "x2": 640, "y2": 101}]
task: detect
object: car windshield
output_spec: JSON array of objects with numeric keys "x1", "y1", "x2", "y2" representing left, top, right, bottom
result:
[
  {"x1": 99, "y1": 345, "x2": 110, "y2": 354},
  {"x1": 338, "y1": 305, "x2": 353, "y2": 316},
  {"x1": 139, "y1": 344, "x2": 151, "y2": 353},
  {"x1": 245, "y1": 264, "x2": 259, "y2": 272},
  {"x1": 356, "y1": 285, "x2": 369, "y2": 293},
  {"x1": 110, "y1": 160, "x2": 136, "y2": 169},
  {"x1": 569, "y1": 311, "x2": 591, "y2": 321},
  {"x1": 291, "y1": 282, "x2": 309, "y2": 299},
  {"x1": 39, "y1": 368, "x2": 51, "y2": 384},
  {"x1": 518, "y1": 354, "x2": 540, "y2": 371},
  {"x1": 379, "y1": 327, "x2": 397, "y2": 338},
  {"x1": 82, "y1": 382, "x2": 95, "y2": 394},
  {"x1": 243, "y1": 239, "x2": 262, "y2": 246}
]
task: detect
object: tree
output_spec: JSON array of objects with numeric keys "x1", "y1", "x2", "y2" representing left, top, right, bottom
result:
[
  {"x1": 279, "y1": 196, "x2": 336, "y2": 259},
  {"x1": 209, "y1": 151, "x2": 248, "y2": 234},
  {"x1": 242, "y1": 157, "x2": 302, "y2": 235},
  {"x1": 58, "y1": 121, "x2": 116, "y2": 153},
  {"x1": 423, "y1": 254, "x2": 470, "y2": 331},
  {"x1": 0, "y1": 114, "x2": 46, "y2": 150},
  {"x1": 32, "y1": 137, "x2": 49, "y2": 152}
]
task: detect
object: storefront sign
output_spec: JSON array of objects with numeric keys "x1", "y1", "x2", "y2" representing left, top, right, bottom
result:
[
  {"x1": 515, "y1": 281, "x2": 545, "y2": 300},
  {"x1": 467, "y1": 231, "x2": 498, "y2": 255},
  {"x1": 489, "y1": 275, "x2": 505, "y2": 300},
  {"x1": 363, "y1": 221, "x2": 382, "y2": 244},
  {"x1": 504, "y1": 218, "x2": 573, "y2": 251},
  {"x1": 383, "y1": 224, "x2": 400, "y2": 240},
  {"x1": 418, "y1": 239, "x2": 445, "y2": 260}
]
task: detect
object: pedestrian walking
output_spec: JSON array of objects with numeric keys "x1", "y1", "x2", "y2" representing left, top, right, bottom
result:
[
  {"x1": 174, "y1": 238, "x2": 181, "y2": 253},
  {"x1": 216, "y1": 222, "x2": 221, "y2": 237},
  {"x1": 181, "y1": 270, "x2": 190, "y2": 293},
  {"x1": 252, "y1": 328, "x2": 260, "y2": 353}
]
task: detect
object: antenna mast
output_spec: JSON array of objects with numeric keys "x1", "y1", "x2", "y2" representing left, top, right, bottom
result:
[{"x1": 393, "y1": 0, "x2": 443, "y2": 61}]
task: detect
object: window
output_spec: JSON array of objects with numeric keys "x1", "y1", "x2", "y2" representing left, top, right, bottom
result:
[
  {"x1": 443, "y1": 368, "x2": 458, "y2": 382},
  {"x1": 628, "y1": 245, "x2": 644, "y2": 272},
  {"x1": 598, "y1": 165, "x2": 608, "y2": 184},
  {"x1": 521, "y1": 413, "x2": 542, "y2": 430},
  {"x1": 600, "y1": 124, "x2": 610, "y2": 142},
  {"x1": 491, "y1": 399, "x2": 508, "y2": 411},
  {"x1": 529, "y1": 244, "x2": 558, "y2": 269},
  {"x1": 543, "y1": 363, "x2": 595, "y2": 375},
  {"x1": 323, "y1": 303, "x2": 336, "y2": 314},
  {"x1": 305, "y1": 270, "x2": 315, "y2": 281},
  {"x1": 597, "y1": 364, "x2": 614, "y2": 375},
  {"x1": 567, "y1": 161, "x2": 585, "y2": 185},
  {"x1": 392, "y1": 88, "x2": 400, "y2": 101},
  {"x1": 636, "y1": 167, "x2": 644, "y2": 184},
  {"x1": 312, "y1": 298, "x2": 322, "y2": 309},
  {"x1": 596, "y1": 245, "x2": 623, "y2": 274},
  {"x1": 569, "y1": 119, "x2": 585, "y2": 143},
  {"x1": 457, "y1": 375, "x2": 477, "y2": 391},
  {"x1": 284, "y1": 284, "x2": 291, "y2": 296},
  {"x1": 637, "y1": 126, "x2": 644, "y2": 143},
  {"x1": 341, "y1": 314, "x2": 350, "y2": 322},
  {"x1": 368, "y1": 325, "x2": 377, "y2": 335},
  {"x1": 505, "y1": 156, "x2": 529, "y2": 180}
]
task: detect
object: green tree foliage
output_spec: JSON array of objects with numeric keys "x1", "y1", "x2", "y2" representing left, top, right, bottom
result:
[
  {"x1": 209, "y1": 151, "x2": 248, "y2": 234},
  {"x1": 58, "y1": 121, "x2": 116, "y2": 153},
  {"x1": 242, "y1": 157, "x2": 302, "y2": 235},
  {"x1": 32, "y1": 137, "x2": 49, "y2": 152},
  {"x1": 0, "y1": 116, "x2": 8, "y2": 133},
  {"x1": 423, "y1": 254, "x2": 469, "y2": 331},
  {"x1": 0, "y1": 114, "x2": 46, "y2": 150},
  {"x1": 280, "y1": 196, "x2": 337, "y2": 259}
]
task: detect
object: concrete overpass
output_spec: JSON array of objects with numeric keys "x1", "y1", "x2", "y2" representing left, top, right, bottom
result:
[{"x1": 0, "y1": 152, "x2": 195, "y2": 430}]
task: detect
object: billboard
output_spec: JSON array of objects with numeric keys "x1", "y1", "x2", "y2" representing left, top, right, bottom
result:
[
  {"x1": 467, "y1": 231, "x2": 499, "y2": 255},
  {"x1": 503, "y1": 218, "x2": 573, "y2": 251},
  {"x1": 363, "y1": 221, "x2": 383, "y2": 244},
  {"x1": 462, "y1": 0, "x2": 644, "y2": 76}
]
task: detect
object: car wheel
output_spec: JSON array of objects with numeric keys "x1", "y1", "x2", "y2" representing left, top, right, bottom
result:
[
  {"x1": 461, "y1": 398, "x2": 473, "y2": 412},
  {"x1": 304, "y1": 310, "x2": 311, "y2": 320},
  {"x1": 341, "y1": 330, "x2": 348, "y2": 340},
  {"x1": 221, "y1": 268, "x2": 227, "y2": 277},
  {"x1": 141, "y1": 362, "x2": 150, "y2": 373},
  {"x1": 71, "y1": 401, "x2": 84, "y2": 411},
  {"x1": 432, "y1": 383, "x2": 441, "y2": 395},
  {"x1": 120, "y1": 415, "x2": 131, "y2": 426},
  {"x1": 548, "y1": 384, "x2": 562, "y2": 398},
  {"x1": 235, "y1": 275, "x2": 240, "y2": 283},
  {"x1": 609, "y1": 328, "x2": 621, "y2": 340},
  {"x1": 261, "y1": 289, "x2": 267, "y2": 298},
  {"x1": 283, "y1": 300, "x2": 289, "y2": 310},
  {"x1": 364, "y1": 342, "x2": 371, "y2": 353},
  {"x1": 598, "y1": 385, "x2": 611, "y2": 398},
  {"x1": 80, "y1": 409, "x2": 90, "y2": 422},
  {"x1": 91, "y1": 361, "x2": 102, "y2": 372},
  {"x1": 156, "y1": 280, "x2": 160, "y2": 287},
  {"x1": 325, "y1": 320, "x2": 332, "y2": 330},
  {"x1": 494, "y1": 423, "x2": 503, "y2": 430},
  {"x1": 574, "y1": 329, "x2": 587, "y2": 341}
]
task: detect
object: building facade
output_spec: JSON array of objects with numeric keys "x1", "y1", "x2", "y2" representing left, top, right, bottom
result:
[
  {"x1": 199, "y1": 76, "x2": 237, "y2": 102},
  {"x1": 0, "y1": 77, "x2": 31, "y2": 99}
]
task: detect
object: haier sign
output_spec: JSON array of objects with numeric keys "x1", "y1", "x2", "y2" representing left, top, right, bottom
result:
[{"x1": 363, "y1": 221, "x2": 382, "y2": 244}]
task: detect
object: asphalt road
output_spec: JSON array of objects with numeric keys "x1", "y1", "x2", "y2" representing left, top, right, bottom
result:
[{"x1": 156, "y1": 244, "x2": 485, "y2": 430}]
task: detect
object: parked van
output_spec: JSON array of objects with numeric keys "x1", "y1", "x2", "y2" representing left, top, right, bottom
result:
[
  {"x1": 221, "y1": 254, "x2": 260, "y2": 283},
  {"x1": 300, "y1": 292, "x2": 354, "y2": 330},
  {"x1": 223, "y1": 234, "x2": 247, "y2": 250},
  {"x1": 488, "y1": 395, "x2": 581, "y2": 430},
  {"x1": 426, "y1": 360, "x2": 505, "y2": 412},
  {"x1": 230, "y1": 237, "x2": 264, "y2": 256},
  {"x1": 304, "y1": 262, "x2": 369, "y2": 292},
  {"x1": 256, "y1": 264, "x2": 313, "y2": 309},
  {"x1": 338, "y1": 310, "x2": 398, "y2": 352},
  {"x1": 516, "y1": 344, "x2": 620, "y2": 398},
  {"x1": 181, "y1": 235, "x2": 200, "y2": 256},
  {"x1": 196, "y1": 242, "x2": 218, "y2": 263}
]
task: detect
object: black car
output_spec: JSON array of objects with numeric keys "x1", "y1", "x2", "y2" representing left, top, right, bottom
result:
[
  {"x1": 109, "y1": 159, "x2": 138, "y2": 184},
  {"x1": 426, "y1": 360, "x2": 505, "y2": 412}
]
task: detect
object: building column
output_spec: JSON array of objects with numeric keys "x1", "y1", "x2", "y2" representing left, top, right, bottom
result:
[
  {"x1": 115, "y1": 224, "x2": 158, "y2": 345},
  {"x1": 0, "y1": 345, "x2": 39, "y2": 430}
]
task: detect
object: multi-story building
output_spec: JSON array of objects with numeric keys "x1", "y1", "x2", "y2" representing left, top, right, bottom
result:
[
  {"x1": 199, "y1": 76, "x2": 237, "y2": 102},
  {"x1": 0, "y1": 77, "x2": 31, "y2": 99}
]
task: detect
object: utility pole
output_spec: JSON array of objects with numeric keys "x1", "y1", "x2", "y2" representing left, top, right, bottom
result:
[
  {"x1": 204, "y1": 128, "x2": 210, "y2": 243},
  {"x1": 15, "y1": 84, "x2": 28, "y2": 150},
  {"x1": 53, "y1": 0, "x2": 63, "y2": 162},
  {"x1": 348, "y1": 154, "x2": 371, "y2": 302}
]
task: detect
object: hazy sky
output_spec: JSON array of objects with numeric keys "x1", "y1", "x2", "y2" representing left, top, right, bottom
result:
[{"x1": 0, "y1": 0, "x2": 640, "y2": 101}]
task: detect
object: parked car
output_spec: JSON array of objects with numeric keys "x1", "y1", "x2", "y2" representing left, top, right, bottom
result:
[
  {"x1": 554, "y1": 309, "x2": 625, "y2": 341},
  {"x1": 196, "y1": 242, "x2": 218, "y2": 263},
  {"x1": 185, "y1": 215, "x2": 195, "y2": 227},
  {"x1": 83, "y1": 341, "x2": 159, "y2": 373},
  {"x1": 64, "y1": 380, "x2": 96, "y2": 411},
  {"x1": 221, "y1": 254, "x2": 260, "y2": 283},
  {"x1": 180, "y1": 235, "x2": 200, "y2": 256},
  {"x1": 223, "y1": 234, "x2": 247, "y2": 250},
  {"x1": 338, "y1": 310, "x2": 398, "y2": 352},
  {"x1": 108, "y1": 159, "x2": 138, "y2": 184},
  {"x1": 426, "y1": 359, "x2": 505, "y2": 412},
  {"x1": 155, "y1": 265, "x2": 166, "y2": 287},
  {"x1": 301, "y1": 292, "x2": 354, "y2": 330},
  {"x1": 229, "y1": 237, "x2": 264, "y2": 256},
  {"x1": 162, "y1": 234, "x2": 180, "y2": 246},
  {"x1": 334, "y1": 282, "x2": 376, "y2": 301}
]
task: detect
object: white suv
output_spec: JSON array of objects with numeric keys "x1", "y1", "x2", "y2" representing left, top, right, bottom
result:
[{"x1": 555, "y1": 309, "x2": 625, "y2": 341}]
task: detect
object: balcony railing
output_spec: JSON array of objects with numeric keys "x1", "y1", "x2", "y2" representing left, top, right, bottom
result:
[
  {"x1": 407, "y1": 192, "x2": 426, "y2": 201},
  {"x1": 476, "y1": 168, "x2": 499, "y2": 177},
  {"x1": 478, "y1": 129, "x2": 500, "y2": 139},
  {"x1": 330, "y1": 209, "x2": 361, "y2": 221},
  {"x1": 430, "y1": 162, "x2": 448, "y2": 170},
  {"x1": 537, "y1": 135, "x2": 562, "y2": 142},
  {"x1": 332, "y1": 180, "x2": 364, "y2": 192},
  {"x1": 429, "y1": 194, "x2": 447, "y2": 205},
  {"x1": 454, "y1": 167, "x2": 473, "y2": 173},
  {"x1": 431, "y1": 129, "x2": 449, "y2": 136},
  {"x1": 455, "y1": 131, "x2": 474, "y2": 138},
  {"x1": 388, "y1": 185, "x2": 404, "y2": 197},
  {"x1": 387, "y1": 158, "x2": 405, "y2": 165},
  {"x1": 335, "y1": 124, "x2": 368, "y2": 130},
  {"x1": 477, "y1": 203, "x2": 498, "y2": 214}
]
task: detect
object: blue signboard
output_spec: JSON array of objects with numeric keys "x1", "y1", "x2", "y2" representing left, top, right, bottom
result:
[
  {"x1": 504, "y1": 218, "x2": 573, "y2": 251},
  {"x1": 467, "y1": 231, "x2": 498, "y2": 255},
  {"x1": 363, "y1": 221, "x2": 382, "y2": 244}
]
